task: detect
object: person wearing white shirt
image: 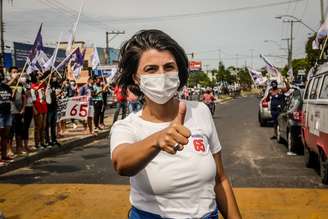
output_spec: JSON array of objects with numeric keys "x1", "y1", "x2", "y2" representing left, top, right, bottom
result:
[{"x1": 110, "y1": 30, "x2": 241, "y2": 219}]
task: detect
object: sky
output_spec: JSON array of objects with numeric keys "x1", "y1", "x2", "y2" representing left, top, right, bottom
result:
[{"x1": 3, "y1": 0, "x2": 322, "y2": 70}]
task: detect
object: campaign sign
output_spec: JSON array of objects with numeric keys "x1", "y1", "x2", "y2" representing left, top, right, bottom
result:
[{"x1": 57, "y1": 96, "x2": 89, "y2": 121}]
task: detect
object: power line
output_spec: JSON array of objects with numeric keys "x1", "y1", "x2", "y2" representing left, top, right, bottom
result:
[{"x1": 97, "y1": 0, "x2": 305, "y2": 24}]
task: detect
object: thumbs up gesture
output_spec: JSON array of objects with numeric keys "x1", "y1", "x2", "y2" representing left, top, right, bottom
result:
[{"x1": 156, "y1": 101, "x2": 191, "y2": 154}]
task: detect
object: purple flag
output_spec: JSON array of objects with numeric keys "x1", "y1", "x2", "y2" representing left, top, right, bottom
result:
[
  {"x1": 28, "y1": 24, "x2": 44, "y2": 61},
  {"x1": 70, "y1": 48, "x2": 86, "y2": 78}
]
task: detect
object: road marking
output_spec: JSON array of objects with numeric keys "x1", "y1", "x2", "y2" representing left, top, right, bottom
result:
[{"x1": 0, "y1": 185, "x2": 327, "y2": 219}]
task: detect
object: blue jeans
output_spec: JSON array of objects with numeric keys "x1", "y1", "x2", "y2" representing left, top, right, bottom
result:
[
  {"x1": 129, "y1": 206, "x2": 218, "y2": 219},
  {"x1": 0, "y1": 113, "x2": 12, "y2": 129}
]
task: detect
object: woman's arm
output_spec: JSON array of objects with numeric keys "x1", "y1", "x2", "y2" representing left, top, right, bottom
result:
[
  {"x1": 112, "y1": 123, "x2": 190, "y2": 176},
  {"x1": 213, "y1": 152, "x2": 242, "y2": 219}
]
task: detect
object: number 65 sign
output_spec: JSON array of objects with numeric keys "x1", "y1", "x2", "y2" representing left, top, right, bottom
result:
[{"x1": 57, "y1": 96, "x2": 89, "y2": 121}]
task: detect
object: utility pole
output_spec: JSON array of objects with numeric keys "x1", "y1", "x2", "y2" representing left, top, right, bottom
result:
[
  {"x1": 282, "y1": 38, "x2": 291, "y2": 68},
  {"x1": 105, "y1": 30, "x2": 125, "y2": 64},
  {"x1": 0, "y1": 0, "x2": 4, "y2": 67},
  {"x1": 321, "y1": 0, "x2": 325, "y2": 24},
  {"x1": 282, "y1": 19, "x2": 299, "y2": 69}
]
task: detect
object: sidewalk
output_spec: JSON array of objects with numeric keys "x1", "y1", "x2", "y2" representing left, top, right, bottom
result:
[{"x1": 0, "y1": 111, "x2": 114, "y2": 175}]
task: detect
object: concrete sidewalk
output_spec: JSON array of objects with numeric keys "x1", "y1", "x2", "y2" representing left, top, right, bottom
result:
[{"x1": 0, "y1": 112, "x2": 114, "y2": 175}]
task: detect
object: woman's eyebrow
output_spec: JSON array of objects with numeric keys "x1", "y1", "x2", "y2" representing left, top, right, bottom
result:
[{"x1": 143, "y1": 64, "x2": 158, "y2": 70}]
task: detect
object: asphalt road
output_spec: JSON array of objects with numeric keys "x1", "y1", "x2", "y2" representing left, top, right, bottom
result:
[{"x1": 0, "y1": 95, "x2": 325, "y2": 188}]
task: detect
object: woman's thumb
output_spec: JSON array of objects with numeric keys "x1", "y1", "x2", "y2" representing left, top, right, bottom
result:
[{"x1": 174, "y1": 101, "x2": 187, "y2": 125}]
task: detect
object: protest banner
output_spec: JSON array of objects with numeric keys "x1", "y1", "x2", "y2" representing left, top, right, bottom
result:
[{"x1": 57, "y1": 96, "x2": 89, "y2": 121}]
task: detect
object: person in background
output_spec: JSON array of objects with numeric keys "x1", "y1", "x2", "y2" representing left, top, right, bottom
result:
[
  {"x1": 9, "y1": 66, "x2": 27, "y2": 156},
  {"x1": 31, "y1": 71, "x2": 48, "y2": 149},
  {"x1": 112, "y1": 84, "x2": 127, "y2": 124},
  {"x1": 5, "y1": 66, "x2": 20, "y2": 157},
  {"x1": 126, "y1": 84, "x2": 142, "y2": 113},
  {"x1": 266, "y1": 79, "x2": 290, "y2": 139},
  {"x1": 69, "y1": 79, "x2": 78, "y2": 129},
  {"x1": 0, "y1": 70, "x2": 13, "y2": 165},
  {"x1": 22, "y1": 77, "x2": 37, "y2": 152},
  {"x1": 202, "y1": 89, "x2": 216, "y2": 115},
  {"x1": 79, "y1": 77, "x2": 95, "y2": 135},
  {"x1": 45, "y1": 76, "x2": 61, "y2": 146},
  {"x1": 99, "y1": 79, "x2": 110, "y2": 129},
  {"x1": 93, "y1": 77, "x2": 104, "y2": 131}
]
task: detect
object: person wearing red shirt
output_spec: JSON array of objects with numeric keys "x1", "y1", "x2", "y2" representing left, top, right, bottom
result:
[
  {"x1": 30, "y1": 71, "x2": 48, "y2": 149},
  {"x1": 112, "y1": 85, "x2": 127, "y2": 124}
]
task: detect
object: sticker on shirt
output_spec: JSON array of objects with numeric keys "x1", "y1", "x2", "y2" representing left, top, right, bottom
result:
[{"x1": 190, "y1": 132, "x2": 209, "y2": 155}]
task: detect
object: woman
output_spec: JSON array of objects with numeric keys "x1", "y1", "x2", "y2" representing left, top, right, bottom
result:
[
  {"x1": 110, "y1": 30, "x2": 241, "y2": 219},
  {"x1": 31, "y1": 71, "x2": 48, "y2": 149}
]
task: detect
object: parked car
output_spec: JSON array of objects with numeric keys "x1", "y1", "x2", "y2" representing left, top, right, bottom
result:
[
  {"x1": 276, "y1": 86, "x2": 304, "y2": 155},
  {"x1": 302, "y1": 63, "x2": 328, "y2": 184},
  {"x1": 258, "y1": 85, "x2": 272, "y2": 126}
]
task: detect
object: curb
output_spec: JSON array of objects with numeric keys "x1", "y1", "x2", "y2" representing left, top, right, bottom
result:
[{"x1": 0, "y1": 130, "x2": 110, "y2": 175}]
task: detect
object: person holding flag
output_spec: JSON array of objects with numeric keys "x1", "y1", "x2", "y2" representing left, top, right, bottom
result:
[
  {"x1": 265, "y1": 79, "x2": 290, "y2": 140},
  {"x1": 110, "y1": 29, "x2": 241, "y2": 219}
]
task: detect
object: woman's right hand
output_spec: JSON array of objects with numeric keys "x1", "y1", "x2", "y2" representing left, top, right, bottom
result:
[{"x1": 156, "y1": 101, "x2": 191, "y2": 154}]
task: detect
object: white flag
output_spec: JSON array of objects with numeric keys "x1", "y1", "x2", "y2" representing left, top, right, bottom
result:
[
  {"x1": 90, "y1": 46, "x2": 100, "y2": 70},
  {"x1": 43, "y1": 32, "x2": 63, "y2": 71},
  {"x1": 66, "y1": 0, "x2": 85, "y2": 56}
]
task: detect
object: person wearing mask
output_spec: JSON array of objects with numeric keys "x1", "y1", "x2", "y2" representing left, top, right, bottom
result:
[
  {"x1": 112, "y1": 84, "x2": 127, "y2": 124},
  {"x1": 31, "y1": 71, "x2": 48, "y2": 149},
  {"x1": 110, "y1": 30, "x2": 241, "y2": 219},
  {"x1": 45, "y1": 76, "x2": 61, "y2": 146},
  {"x1": 99, "y1": 80, "x2": 110, "y2": 129},
  {"x1": 22, "y1": 77, "x2": 37, "y2": 152},
  {"x1": 80, "y1": 77, "x2": 95, "y2": 135},
  {"x1": 93, "y1": 77, "x2": 104, "y2": 131},
  {"x1": 266, "y1": 79, "x2": 290, "y2": 139},
  {"x1": 9, "y1": 67, "x2": 27, "y2": 156},
  {"x1": 0, "y1": 71, "x2": 13, "y2": 165}
]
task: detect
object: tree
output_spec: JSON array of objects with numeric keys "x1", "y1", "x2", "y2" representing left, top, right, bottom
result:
[
  {"x1": 305, "y1": 35, "x2": 320, "y2": 68},
  {"x1": 188, "y1": 71, "x2": 211, "y2": 87},
  {"x1": 237, "y1": 67, "x2": 252, "y2": 87}
]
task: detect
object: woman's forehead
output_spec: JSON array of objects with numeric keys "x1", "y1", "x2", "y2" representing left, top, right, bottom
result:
[{"x1": 139, "y1": 49, "x2": 176, "y2": 66}]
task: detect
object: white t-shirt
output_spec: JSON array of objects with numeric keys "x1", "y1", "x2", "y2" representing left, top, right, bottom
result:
[{"x1": 110, "y1": 101, "x2": 222, "y2": 218}]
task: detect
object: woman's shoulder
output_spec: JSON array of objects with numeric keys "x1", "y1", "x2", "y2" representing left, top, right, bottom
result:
[
  {"x1": 185, "y1": 100, "x2": 209, "y2": 113},
  {"x1": 111, "y1": 113, "x2": 139, "y2": 130}
]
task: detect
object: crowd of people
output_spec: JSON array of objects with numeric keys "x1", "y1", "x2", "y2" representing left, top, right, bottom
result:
[{"x1": 0, "y1": 66, "x2": 118, "y2": 166}]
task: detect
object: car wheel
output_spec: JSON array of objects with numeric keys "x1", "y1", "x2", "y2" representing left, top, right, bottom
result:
[
  {"x1": 319, "y1": 150, "x2": 328, "y2": 185},
  {"x1": 304, "y1": 144, "x2": 317, "y2": 168},
  {"x1": 287, "y1": 131, "x2": 295, "y2": 152},
  {"x1": 258, "y1": 112, "x2": 266, "y2": 127},
  {"x1": 277, "y1": 125, "x2": 283, "y2": 143}
]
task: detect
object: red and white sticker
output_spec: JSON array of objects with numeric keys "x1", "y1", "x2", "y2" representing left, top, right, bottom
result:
[{"x1": 191, "y1": 134, "x2": 209, "y2": 154}]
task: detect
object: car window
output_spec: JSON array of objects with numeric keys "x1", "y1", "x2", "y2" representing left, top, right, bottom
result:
[
  {"x1": 309, "y1": 78, "x2": 319, "y2": 99},
  {"x1": 304, "y1": 79, "x2": 312, "y2": 100},
  {"x1": 319, "y1": 75, "x2": 328, "y2": 99},
  {"x1": 289, "y1": 89, "x2": 301, "y2": 110}
]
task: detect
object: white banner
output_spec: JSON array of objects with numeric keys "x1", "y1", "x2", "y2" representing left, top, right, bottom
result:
[{"x1": 57, "y1": 96, "x2": 89, "y2": 121}]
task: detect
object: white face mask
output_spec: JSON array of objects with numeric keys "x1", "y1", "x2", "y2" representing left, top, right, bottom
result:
[{"x1": 139, "y1": 72, "x2": 180, "y2": 104}]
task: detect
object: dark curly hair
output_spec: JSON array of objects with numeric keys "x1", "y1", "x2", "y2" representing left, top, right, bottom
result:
[{"x1": 116, "y1": 29, "x2": 189, "y2": 96}]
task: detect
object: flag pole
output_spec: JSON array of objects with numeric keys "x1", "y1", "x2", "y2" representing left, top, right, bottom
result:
[
  {"x1": 40, "y1": 48, "x2": 78, "y2": 85},
  {"x1": 319, "y1": 35, "x2": 328, "y2": 60},
  {"x1": 12, "y1": 58, "x2": 28, "y2": 97}
]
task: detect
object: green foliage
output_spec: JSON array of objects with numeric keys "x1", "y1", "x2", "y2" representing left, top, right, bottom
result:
[
  {"x1": 237, "y1": 67, "x2": 252, "y2": 86},
  {"x1": 188, "y1": 71, "x2": 211, "y2": 87},
  {"x1": 305, "y1": 35, "x2": 320, "y2": 68}
]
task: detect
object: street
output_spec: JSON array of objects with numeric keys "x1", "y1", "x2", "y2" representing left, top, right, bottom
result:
[
  {"x1": 0, "y1": 95, "x2": 324, "y2": 187},
  {"x1": 0, "y1": 96, "x2": 328, "y2": 219}
]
